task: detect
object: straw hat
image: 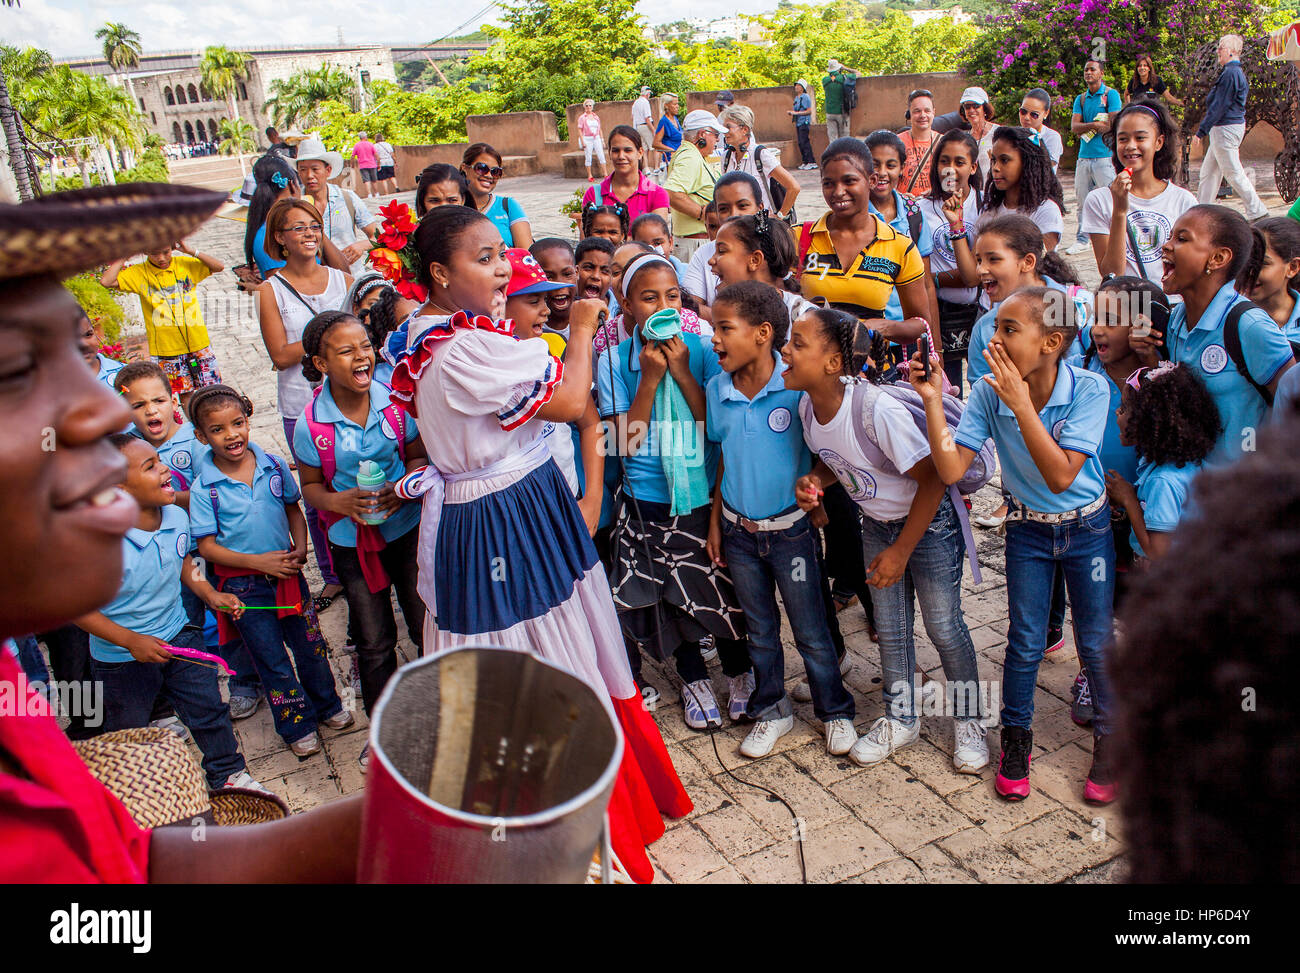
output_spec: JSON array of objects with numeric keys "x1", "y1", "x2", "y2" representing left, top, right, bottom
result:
[
  {"x1": 294, "y1": 134, "x2": 344, "y2": 179},
  {"x1": 0, "y1": 182, "x2": 228, "y2": 282},
  {"x1": 73, "y1": 726, "x2": 288, "y2": 829}
]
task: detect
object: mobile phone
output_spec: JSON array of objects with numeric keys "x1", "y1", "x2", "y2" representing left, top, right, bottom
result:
[{"x1": 919, "y1": 333, "x2": 932, "y2": 381}]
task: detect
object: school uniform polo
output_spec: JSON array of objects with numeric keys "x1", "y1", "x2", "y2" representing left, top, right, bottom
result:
[
  {"x1": 868, "y1": 191, "x2": 932, "y2": 323},
  {"x1": 131, "y1": 419, "x2": 206, "y2": 491},
  {"x1": 955, "y1": 358, "x2": 1109, "y2": 513},
  {"x1": 90, "y1": 505, "x2": 191, "y2": 663},
  {"x1": 799, "y1": 213, "x2": 924, "y2": 321},
  {"x1": 292, "y1": 378, "x2": 421, "y2": 547},
  {"x1": 1280, "y1": 290, "x2": 1300, "y2": 344},
  {"x1": 967, "y1": 277, "x2": 1091, "y2": 383},
  {"x1": 1130, "y1": 459, "x2": 1199, "y2": 558},
  {"x1": 595, "y1": 327, "x2": 722, "y2": 504},
  {"x1": 1166, "y1": 281, "x2": 1295, "y2": 467},
  {"x1": 189, "y1": 444, "x2": 299, "y2": 554},
  {"x1": 93, "y1": 354, "x2": 124, "y2": 390},
  {"x1": 705, "y1": 357, "x2": 811, "y2": 520},
  {"x1": 1080, "y1": 340, "x2": 1140, "y2": 485}
]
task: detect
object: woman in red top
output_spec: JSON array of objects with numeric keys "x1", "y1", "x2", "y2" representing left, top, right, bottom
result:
[
  {"x1": 580, "y1": 126, "x2": 671, "y2": 224},
  {"x1": 0, "y1": 184, "x2": 361, "y2": 883}
]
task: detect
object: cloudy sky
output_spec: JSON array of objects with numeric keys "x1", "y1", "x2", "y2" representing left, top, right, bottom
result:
[{"x1": 1, "y1": 0, "x2": 757, "y2": 58}]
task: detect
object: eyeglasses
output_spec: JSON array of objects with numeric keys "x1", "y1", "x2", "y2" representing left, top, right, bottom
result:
[
  {"x1": 471, "y1": 162, "x2": 504, "y2": 179},
  {"x1": 1018, "y1": 107, "x2": 1044, "y2": 120},
  {"x1": 284, "y1": 223, "x2": 323, "y2": 235}
]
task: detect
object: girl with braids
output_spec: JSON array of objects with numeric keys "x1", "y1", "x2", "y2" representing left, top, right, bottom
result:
[
  {"x1": 1160, "y1": 205, "x2": 1296, "y2": 467},
  {"x1": 1240, "y1": 217, "x2": 1300, "y2": 341},
  {"x1": 580, "y1": 202, "x2": 629, "y2": 245},
  {"x1": 1106, "y1": 362, "x2": 1220, "y2": 563},
  {"x1": 1082, "y1": 98, "x2": 1195, "y2": 284},
  {"x1": 382, "y1": 205, "x2": 691, "y2": 883},
  {"x1": 188, "y1": 384, "x2": 352, "y2": 758},
  {"x1": 784, "y1": 307, "x2": 989, "y2": 774},
  {"x1": 978, "y1": 126, "x2": 1065, "y2": 252},
  {"x1": 709, "y1": 208, "x2": 815, "y2": 322},
  {"x1": 346, "y1": 272, "x2": 419, "y2": 387},
  {"x1": 292, "y1": 310, "x2": 428, "y2": 769},
  {"x1": 919, "y1": 129, "x2": 984, "y2": 393}
]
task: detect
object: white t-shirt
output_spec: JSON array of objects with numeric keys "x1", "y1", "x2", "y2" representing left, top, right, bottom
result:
[
  {"x1": 375, "y1": 141, "x2": 395, "y2": 167},
  {"x1": 683, "y1": 240, "x2": 719, "y2": 306},
  {"x1": 1080, "y1": 181, "x2": 1196, "y2": 283},
  {"x1": 632, "y1": 96, "x2": 652, "y2": 128},
  {"x1": 781, "y1": 289, "x2": 816, "y2": 324},
  {"x1": 919, "y1": 192, "x2": 981, "y2": 305},
  {"x1": 721, "y1": 140, "x2": 784, "y2": 213},
  {"x1": 268, "y1": 268, "x2": 349, "y2": 418},
  {"x1": 799, "y1": 385, "x2": 932, "y2": 523},
  {"x1": 978, "y1": 198, "x2": 1064, "y2": 245},
  {"x1": 1034, "y1": 126, "x2": 1064, "y2": 173}
]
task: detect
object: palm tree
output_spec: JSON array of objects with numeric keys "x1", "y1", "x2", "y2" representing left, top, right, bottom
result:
[
  {"x1": 23, "y1": 67, "x2": 143, "y2": 186},
  {"x1": 264, "y1": 64, "x2": 355, "y2": 128},
  {"x1": 95, "y1": 22, "x2": 142, "y2": 106},
  {"x1": 0, "y1": 1, "x2": 43, "y2": 200},
  {"x1": 199, "y1": 45, "x2": 252, "y2": 129},
  {"x1": 216, "y1": 117, "x2": 255, "y2": 156}
]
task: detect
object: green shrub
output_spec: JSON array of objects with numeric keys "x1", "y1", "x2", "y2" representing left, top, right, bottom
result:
[{"x1": 64, "y1": 272, "x2": 125, "y2": 344}]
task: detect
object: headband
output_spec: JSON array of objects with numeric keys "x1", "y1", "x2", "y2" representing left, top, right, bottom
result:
[
  {"x1": 1124, "y1": 360, "x2": 1178, "y2": 391},
  {"x1": 622, "y1": 252, "x2": 674, "y2": 292},
  {"x1": 1123, "y1": 103, "x2": 1163, "y2": 123}
]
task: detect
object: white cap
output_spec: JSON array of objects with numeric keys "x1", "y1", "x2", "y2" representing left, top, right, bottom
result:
[
  {"x1": 641, "y1": 85, "x2": 653, "y2": 95},
  {"x1": 682, "y1": 109, "x2": 727, "y2": 135},
  {"x1": 828, "y1": 58, "x2": 842, "y2": 72},
  {"x1": 959, "y1": 86, "x2": 990, "y2": 106}
]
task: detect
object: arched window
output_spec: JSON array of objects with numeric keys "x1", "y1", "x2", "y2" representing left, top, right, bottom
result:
[
  {"x1": 138, "y1": 97, "x2": 145, "y2": 111},
  {"x1": 187, "y1": 84, "x2": 199, "y2": 103},
  {"x1": 238, "y1": 82, "x2": 248, "y2": 101},
  {"x1": 164, "y1": 86, "x2": 175, "y2": 106},
  {"x1": 195, "y1": 120, "x2": 206, "y2": 142},
  {"x1": 184, "y1": 121, "x2": 195, "y2": 143},
  {"x1": 201, "y1": 85, "x2": 211, "y2": 102},
  {"x1": 175, "y1": 86, "x2": 186, "y2": 105},
  {"x1": 172, "y1": 121, "x2": 182, "y2": 142}
]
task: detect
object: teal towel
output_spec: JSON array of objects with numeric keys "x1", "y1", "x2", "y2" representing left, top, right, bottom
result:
[{"x1": 644, "y1": 308, "x2": 710, "y2": 516}]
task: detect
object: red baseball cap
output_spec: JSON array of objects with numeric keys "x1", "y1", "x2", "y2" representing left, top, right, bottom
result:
[{"x1": 506, "y1": 248, "x2": 573, "y2": 297}]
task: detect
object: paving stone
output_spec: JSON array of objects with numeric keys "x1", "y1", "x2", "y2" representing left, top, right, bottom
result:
[
  {"x1": 714, "y1": 753, "x2": 852, "y2": 840},
  {"x1": 733, "y1": 814, "x2": 895, "y2": 884},
  {"x1": 938, "y1": 827, "x2": 1047, "y2": 883},
  {"x1": 849, "y1": 855, "x2": 924, "y2": 883},
  {"x1": 891, "y1": 736, "x2": 985, "y2": 798},
  {"x1": 944, "y1": 777, "x2": 1063, "y2": 838},
  {"x1": 647, "y1": 824, "x2": 731, "y2": 883},
  {"x1": 1000, "y1": 808, "x2": 1123, "y2": 883},
  {"x1": 784, "y1": 741, "x2": 863, "y2": 788},
  {"x1": 831, "y1": 762, "x2": 970, "y2": 854},
  {"x1": 276, "y1": 761, "x2": 343, "y2": 813},
  {"x1": 908, "y1": 841, "x2": 981, "y2": 883},
  {"x1": 695, "y1": 864, "x2": 747, "y2": 884},
  {"x1": 693, "y1": 801, "x2": 777, "y2": 860}
]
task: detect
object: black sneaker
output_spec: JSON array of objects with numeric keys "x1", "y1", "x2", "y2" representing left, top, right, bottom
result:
[
  {"x1": 1045, "y1": 625, "x2": 1065, "y2": 654},
  {"x1": 995, "y1": 726, "x2": 1033, "y2": 800},
  {"x1": 1084, "y1": 732, "x2": 1116, "y2": 804},
  {"x1": 1071, "y1": 669, "x2": 1095, "y2": 726}
]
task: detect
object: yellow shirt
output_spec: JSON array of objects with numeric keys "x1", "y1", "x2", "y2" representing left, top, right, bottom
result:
[
  {"x1": 115, "y1": 255, "x2": 213, "y2": 358},
  {"x1": 799, "y1": 213, "x2": 924, "y2": 320},
  {"x1": 663, "y1": 141, "x2": 719, "y2": 237}
]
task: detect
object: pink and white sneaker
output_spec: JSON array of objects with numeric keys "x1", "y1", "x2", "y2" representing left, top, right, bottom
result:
[{"x1": 994, "y1": 726, "x2": 1033, "y2": 801}]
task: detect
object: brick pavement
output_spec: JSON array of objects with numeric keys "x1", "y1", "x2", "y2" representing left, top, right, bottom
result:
[{"x1": 138, "y1": 157, "x2": 1281, "y2": 883}]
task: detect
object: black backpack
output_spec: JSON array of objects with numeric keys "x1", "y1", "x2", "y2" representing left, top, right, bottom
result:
[{"x1": 841, "y1": 73, "x2": 859, "y2": 111}]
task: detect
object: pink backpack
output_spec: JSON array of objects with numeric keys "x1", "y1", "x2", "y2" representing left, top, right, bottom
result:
[{"x1": 302, "y1": 386, "x2": 406, "y2": 529}]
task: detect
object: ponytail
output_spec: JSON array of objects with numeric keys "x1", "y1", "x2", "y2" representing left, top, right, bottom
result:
[
  {"x1": 1040, "y1": 250, "x2": 1083, "y2": 287},
  {"x1": 809, "y1": 306, "x2": 889, "y2": 381},
  {"x1": 721, "y1": 209, "x2": 798, "y2": 283},
  {"x1": 1240, "y1": 216, "x2": 1300, "y2": 293}
]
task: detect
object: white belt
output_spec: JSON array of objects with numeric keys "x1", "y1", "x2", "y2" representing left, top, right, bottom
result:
[
  {"x1": 1004, "y1": 493, "x2": 1107, "y2": 525},
  {"x1": 722, "y1": 505, "x2": 806, "y2": 533},
  {"x1": 396, "y1": 435, "x2": 551, "y2": 618}
]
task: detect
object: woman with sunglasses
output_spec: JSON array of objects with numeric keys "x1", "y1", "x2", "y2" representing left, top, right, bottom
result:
[
  {"x1": 1018, "y1": 88, "x2": 1064, "y2": 174},
  {"x1": 257, "y1": 197, "x2": 354, "y2": 611},
  {"x1": 459, "y1": 143, "x2": 534, "y2": 249}
]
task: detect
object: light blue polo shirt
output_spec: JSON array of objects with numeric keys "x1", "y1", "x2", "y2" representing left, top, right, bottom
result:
[
  {"x1": 90, "y1": 504, "x2": 191, "y2": 663},
  {"x1": 189, "y1": 444, "x2": 300, "y2": 555},
  {"x1": 1080, "y1": 338, "x2": 1139, "y2": 485},
  {"x1": 869, "y1": 191, "x2": 932, "y2": 323},
  {"x1": 93, "y1": 353, "x2": 124, "y2": 390},
  {"x1": 967, "y1": 278, "x2": 1090, "y2": 383},
  {"x1": 1280, "y1": 290, "x2": 1300, "y2": 344},
  {"x1": 1072, "y1": 84, "x2": 1122, "y2": 159},
  {"x1": 1166, "y1": 282, "x2": 1295, "y2": 467},
  {"x1": 955, "y1": 358, "x2": 1109, "y2": 512},
  {"x1": 1131, "y1": 459, "x2": 1200, "y2": 557},
  {"x1": 130, "y1": 419, "x2": 207, "y2": 492},
  {"x1": 292, "y1": 379, "x2": 421, "y2": 547},
  {"x1": 596, "y1": 327, "x2": 722, "y2": 504},
  {"x1": 705, "y1": 356, "x2": 811, "y2": 520}
]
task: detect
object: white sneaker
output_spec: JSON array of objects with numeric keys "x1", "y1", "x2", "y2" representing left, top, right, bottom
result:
[
  {"x1": 150, "y1": 715, "x2": 191, "y2": 743},
  {"x1": 1063, "y1": 240, "x2": 1091, "y2": 255},
  {"x1": 700, "y1": 635, "x2": 718, "y2": 664},
  {"x1": 739, "y1": 715, "x2": 794, "y2": 758},
  {"x1": 824, "y1": 718, "x2": 857, "y2": 755},
  {"x1": 681, "y1": 679, "x2": 722, "y2": 730},
  {"x1": 791, "y1": 653, "x2": 851, "y2": 703},
  {"x1": 848, "y1": 716, "x2": 920, "y2": 766},
  {"x1": 726, "y1": 670, "x2": 754, "y2": 722},
  {"x1": 953, "y1": 719, "x2": 989, "y2": 773},
  {"x1": 221, "y1": 768, "x2": 273, "y2": 795}
]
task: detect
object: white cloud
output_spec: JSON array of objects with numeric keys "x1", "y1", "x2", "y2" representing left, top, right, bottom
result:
[{"x1": 3, "y1": 0, "x2": 774, "y2": 59}]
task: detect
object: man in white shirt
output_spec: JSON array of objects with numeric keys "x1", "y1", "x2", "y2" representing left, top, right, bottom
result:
[
  {"x1": 295, "y1": 135, "x2": 379, "y2": 276},
  {"x1": 374, "y1": 133, "x2": 397, "y2": 197},
  {"x1": 632, "y1": 86, "x2": 657, "y2": 169}
]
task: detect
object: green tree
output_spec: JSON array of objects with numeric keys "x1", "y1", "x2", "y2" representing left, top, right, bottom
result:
[
  {"x1": 199, "y1": 45, "x2": 252, "y2": 128},
  {"x1": 217, "y1": 117, "x2": 256, "y2": 156},
  {"x1": 265, "y1": 65, "x2": 356, "y2": 127},
  {"x1": 95, "y1": 22, "x2": 142, "y2": 123},
  {"x1": 20, "y1": 65, "x2": 143, "y2": 185}
]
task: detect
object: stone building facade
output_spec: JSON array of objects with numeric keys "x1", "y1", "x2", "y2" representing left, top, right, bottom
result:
[{"x1": 63, "y1": 45, "x2": 397, "y2": 149}]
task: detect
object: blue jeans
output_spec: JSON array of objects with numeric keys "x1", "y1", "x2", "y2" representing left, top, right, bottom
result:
[
  {"x1": 1003, "y1": 503, "x2": 1115, "y2": 733},
  {"x1": 181, "y1": 581, "x2": 260, "y2": 700},
  {"x1": 860, "y1": 494, "x2": 983, "y2": 726},
  {"x1": 283, "y1": 416, "x2": 340, "y2": 588},
  {"x1": 218, "y1": 573, "x2": 343, "y2": 743},
  {"x1": 722, "y1": 515, "x2": 854, "y2": 723},
  {"x1": 93, "y1": 624, "x2": 245, "y2": 789},
  {"x1": 1074, "y1": 157, "x2": 1117, "y2": 243}
]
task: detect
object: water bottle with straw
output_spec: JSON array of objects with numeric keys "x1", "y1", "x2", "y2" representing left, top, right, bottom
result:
[{"x1": 356, "y1": 460, "x2": 390, "y2": 525}]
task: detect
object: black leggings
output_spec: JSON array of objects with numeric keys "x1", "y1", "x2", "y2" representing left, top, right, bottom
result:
[{"x1": 821, "y1": 483, "x2": 876, "y2": 631}]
